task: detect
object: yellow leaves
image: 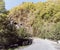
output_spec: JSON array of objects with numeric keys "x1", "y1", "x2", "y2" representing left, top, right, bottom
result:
[
  {"x1": 54, "y1": 12, "x2": 60, "y2": 17},
  {"x1": 53, "y1": 12, "x2": 60, "y2": 22},
  {"x1": 0, "y1": 0, "x2": 5, "y2": 13},
  {"x1": 35, "y1": 2, "x2": 44, "y2": 11},
  {"x1": 47, "y1": 0, "x2": 60, "y2": 4},
  {"x1": 8, "y1": 1, "x2": 60, "y2": 28},
  {"x1": 7, "y1": 0, "x2": 60, "y2": 38},
  {"x1": 0, "y1": 2, "x2": 4, "y2": 5},
  {"x1": 0, "y1": 0, "x2": 5, "y2": 5}
]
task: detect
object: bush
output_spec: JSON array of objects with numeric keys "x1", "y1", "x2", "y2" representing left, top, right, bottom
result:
[
  {"x1": 0, "y1": 16, "x2": 32, "y2": 49},
  {"x1": 17, "y1": 27, "x2": 32, "y2": 39}
]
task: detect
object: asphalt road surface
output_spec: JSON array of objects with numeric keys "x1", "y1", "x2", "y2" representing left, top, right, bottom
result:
[{"x1": 15, "y1": 38, "x2": 59, "y2": 50}]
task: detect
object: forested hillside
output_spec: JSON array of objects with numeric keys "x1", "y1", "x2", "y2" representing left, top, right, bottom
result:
[
  {"x1": 8, "y1": 0, "x2": 60, "y2": 40},
  {"x1": 0, "y1": 0, "x2": 60, "y2": 49}
]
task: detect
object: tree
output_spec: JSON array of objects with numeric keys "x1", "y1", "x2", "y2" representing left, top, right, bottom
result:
[
  {"x1": 8, "y1": 1, "x2": 60, "y2": 40},
  {"x1": 0, "y1": 0, "x2": 6, "y2": 13},
  {"x1": 47, "y1": 0, "x2": 60, "y2": 4}
]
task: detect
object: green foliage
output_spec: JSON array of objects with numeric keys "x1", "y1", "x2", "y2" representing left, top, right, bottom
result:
[
  {"x1": 17, "y1": 28, "x2": 32, "y2": 38},
  {"x1": 7, "y1": 0, "x2": 60, "y2": 40},
  {"x1": 0, "y1": 0, "x2": 6, "y2": 13},
  {"x1": 1, "y1": 0, "x2": 60, "y2": 49}
]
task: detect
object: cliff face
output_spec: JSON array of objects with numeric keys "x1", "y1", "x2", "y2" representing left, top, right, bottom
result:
[{"x1": 0, "y1": 0, "x2": 6, "y2": 13}]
